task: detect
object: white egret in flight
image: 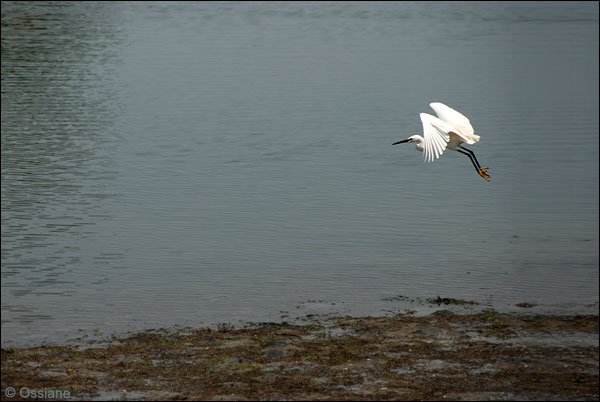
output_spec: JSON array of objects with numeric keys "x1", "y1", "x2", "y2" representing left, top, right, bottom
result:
[{"x1": 393, "y1": 102, "x2": 490, "y2": 181}]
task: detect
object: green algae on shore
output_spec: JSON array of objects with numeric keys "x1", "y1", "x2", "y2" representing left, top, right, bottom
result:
[{"x1": 1, "y1": 312, "x2": 598, "y2": 401}]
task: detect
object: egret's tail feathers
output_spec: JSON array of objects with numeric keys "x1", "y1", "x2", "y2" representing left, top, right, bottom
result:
[{"x1": 463, "y1": 134, "x2": 480, "y2": 145}]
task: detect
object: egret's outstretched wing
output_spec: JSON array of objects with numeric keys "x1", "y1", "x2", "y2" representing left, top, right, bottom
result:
[
  {"x1": 420, "y1": 113, "x2": 452, "y2": 162},
  {"x1": 429, "y1": 102, "x2": 475, "y2": 142}
]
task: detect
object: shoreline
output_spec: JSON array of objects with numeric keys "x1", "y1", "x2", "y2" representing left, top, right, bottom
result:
[
  {"x1": 4, "y1": 296, "x2": 598, "y2": 349},
  {"x1": 2, "y1": 309, "x2": 598, "y2": 401}
]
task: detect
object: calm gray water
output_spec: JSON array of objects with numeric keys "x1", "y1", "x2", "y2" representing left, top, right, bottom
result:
[{"x1": 2, "y1": 1, "x2": 598, "y2": 346}]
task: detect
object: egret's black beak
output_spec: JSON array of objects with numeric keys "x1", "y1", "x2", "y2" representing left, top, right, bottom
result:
[{"x1": 392, "y1": 139, "x2": 411, "y2": 145}]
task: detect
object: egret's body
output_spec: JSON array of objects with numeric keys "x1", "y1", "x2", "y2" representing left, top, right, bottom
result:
[{"x1": 393, "y1": 102, "x2": 490, "y2": 181}]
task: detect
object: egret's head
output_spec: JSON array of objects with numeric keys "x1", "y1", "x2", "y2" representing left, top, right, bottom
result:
[
  {"x1": 392, "y1": 135, "x2": 421, "y2": 145},
  {"x1": 393, "y1": 135, "x2": 424, "y2": 152}
]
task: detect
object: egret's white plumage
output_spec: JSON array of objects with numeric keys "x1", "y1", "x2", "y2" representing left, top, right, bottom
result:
[{"x1": 393, "y1": 102, "x2": 490, "y2": 180}]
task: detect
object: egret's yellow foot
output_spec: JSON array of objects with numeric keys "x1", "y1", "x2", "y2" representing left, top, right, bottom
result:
[{"x1": 478, "y1": 168, "x2": 490, "y2": 181}]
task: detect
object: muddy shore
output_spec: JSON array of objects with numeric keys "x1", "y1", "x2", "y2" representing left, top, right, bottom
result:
[{"x1": 1, "y1": 309, "x2": 598, "y2": 401}]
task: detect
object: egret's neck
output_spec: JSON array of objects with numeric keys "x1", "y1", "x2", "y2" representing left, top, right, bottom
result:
[{"x1": 411, "y1": 135, "x2": 424, "y2": 152}]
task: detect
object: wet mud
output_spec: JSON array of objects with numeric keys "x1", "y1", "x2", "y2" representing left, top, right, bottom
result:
[{"x1": 1, "y1": 310, "x2": 598, "y2": 401}]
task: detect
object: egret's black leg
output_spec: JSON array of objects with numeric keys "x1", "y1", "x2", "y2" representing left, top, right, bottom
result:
[
  {"x1": 456, "y1": 149, "x2": 480, "y2": 172},
  {"x1": 458, "y1": 146, "x2": 485, "y2": 170},
  {"x1": 457, "y1": 148, "x2": 490, "y2": 181}
]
